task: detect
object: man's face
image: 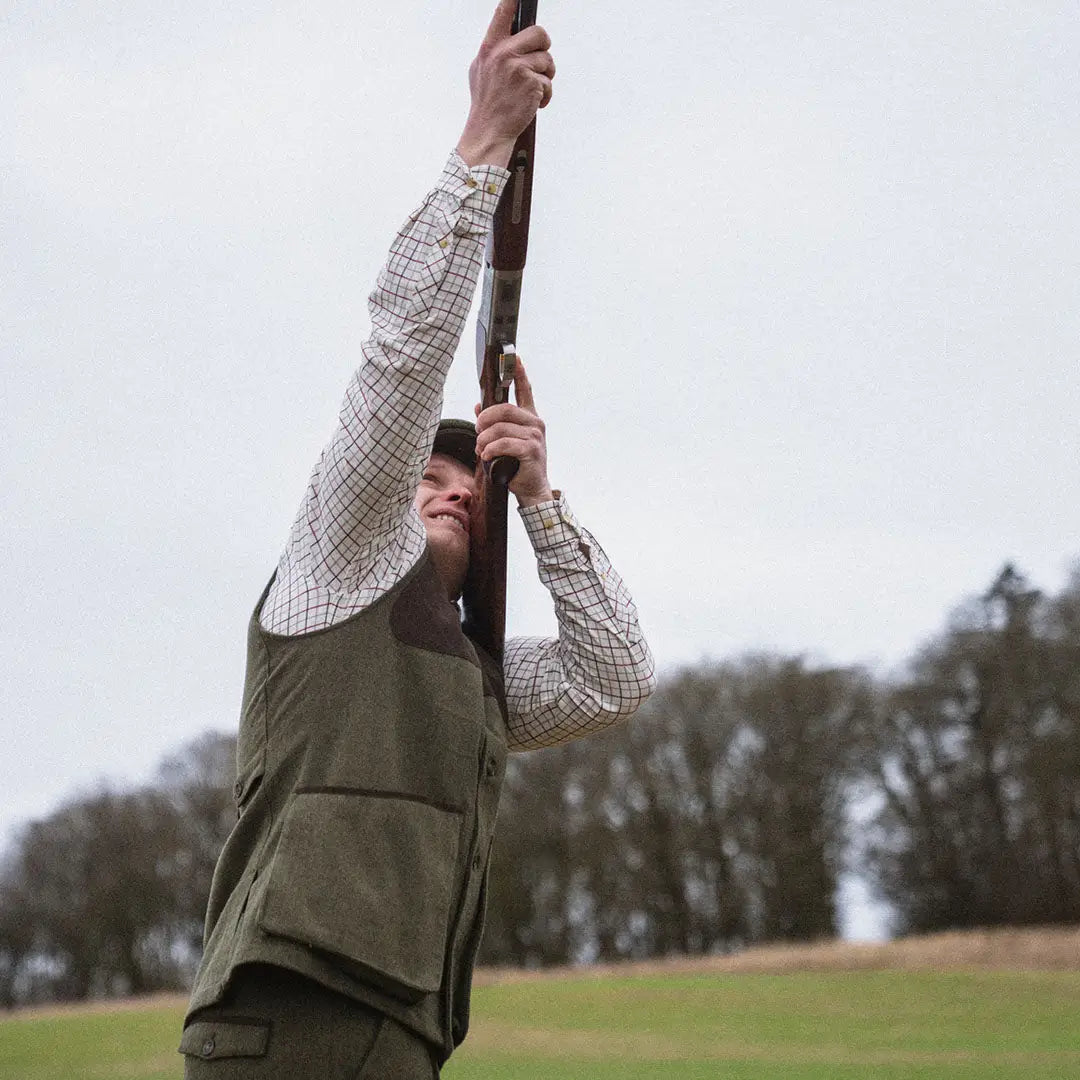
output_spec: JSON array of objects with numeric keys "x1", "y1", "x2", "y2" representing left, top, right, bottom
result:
[{"x1": 415, "y1": 452, "x2": 478, "y2": 600}]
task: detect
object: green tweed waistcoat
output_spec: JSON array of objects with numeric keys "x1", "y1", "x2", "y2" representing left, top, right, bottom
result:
[{"x1": 185, "y1": 551, "x2": 508, "y2": 1063}]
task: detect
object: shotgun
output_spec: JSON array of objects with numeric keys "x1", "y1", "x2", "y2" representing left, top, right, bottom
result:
[{"x1": 462, "y1": 0, "x2": 540, "y2": 666}]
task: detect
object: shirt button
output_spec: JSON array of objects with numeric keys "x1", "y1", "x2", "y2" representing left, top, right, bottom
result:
[
  {"x1": 439, "y1": 239, "x2": 449, "y2": 248},
  {"x1": 201, "y1": 1036, "x2": 216, "y2": 1058},
  {"x1": 486, "y1": 183, "x2": 498, "y2": 195},
  {"x1": 466, "y1": 177, "x2": 478, "y2": 189}
]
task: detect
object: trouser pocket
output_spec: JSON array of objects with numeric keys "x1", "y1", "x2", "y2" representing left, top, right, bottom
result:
[
  {"x1": 180, "y1": 964, "x2": 388, "y2": 1079},
  {"x1": 180, "y1": 1017, "x2": 270, "y2": 1077}
]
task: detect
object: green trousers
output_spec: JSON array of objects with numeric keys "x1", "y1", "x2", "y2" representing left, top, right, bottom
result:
[{"x1": 180, "y1": 964, "x2": 439, "y2": 1079}]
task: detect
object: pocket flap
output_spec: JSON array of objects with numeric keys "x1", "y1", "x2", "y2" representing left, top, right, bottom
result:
[{"x1": 179, "y1": 1017, "x2": 270, "y2": 1059}]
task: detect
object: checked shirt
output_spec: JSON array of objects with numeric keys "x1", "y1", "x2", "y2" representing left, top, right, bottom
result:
[{"x1": 261, "y1": 150, "x2": 655, "y2": 751}]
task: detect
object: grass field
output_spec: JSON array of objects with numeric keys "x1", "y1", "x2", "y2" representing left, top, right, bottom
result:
[
  {"x1": 3, "y1": 931, "x2": 1080, "y2": 1079},
  {"x1": 449, "y1": 969, "x2": 1080, "y2": 1079}
]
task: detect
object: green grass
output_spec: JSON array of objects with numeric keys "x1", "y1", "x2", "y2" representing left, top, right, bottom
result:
[
  {"x1": 0, "y1": 1003, "x2": 186, "y2": 1080},
  {"x1": 2, "y1": 971, "x2": 1079, "y2": 1079},
  {"x1": 445, "y1": 971, "x2": 1080, "y2": 1078}
]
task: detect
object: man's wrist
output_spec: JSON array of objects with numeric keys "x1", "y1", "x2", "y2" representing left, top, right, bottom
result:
[
  {"x1": 519, "y1": 492, "x2": 588, "y2": 556},
  {"x1": 456, "y1": 129, "x2": 516, "y2": 169},
  {"x1": 515, "y1": 487, "x2": 556, "y2": 509}
]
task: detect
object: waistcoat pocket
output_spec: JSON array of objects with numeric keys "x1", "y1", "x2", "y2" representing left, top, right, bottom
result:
[{"x1": 258, "y1": 789, "x2": 463, "y2": 1000}]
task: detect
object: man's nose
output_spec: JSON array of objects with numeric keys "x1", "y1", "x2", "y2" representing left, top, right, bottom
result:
[{"x1": 446, "y1": 485, "x2": 474, "y2": 506}]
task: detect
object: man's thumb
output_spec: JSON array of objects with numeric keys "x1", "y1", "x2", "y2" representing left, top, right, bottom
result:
[{"x1": 482, "y1": 0, "x2": 516, "y2": 45}]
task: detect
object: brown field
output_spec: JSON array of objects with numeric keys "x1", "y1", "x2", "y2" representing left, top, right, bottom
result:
[
  {"x1": 472, "y1": 924, "x2": 1080, "y2": 985},
  {"x1": 6, "y1": 924, "x2": 1079, "y2": 1022}
]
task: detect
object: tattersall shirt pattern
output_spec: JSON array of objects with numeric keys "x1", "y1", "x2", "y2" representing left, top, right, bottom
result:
[{"x1": 262, "y1": 151, "x2": 655, "y2": 750}]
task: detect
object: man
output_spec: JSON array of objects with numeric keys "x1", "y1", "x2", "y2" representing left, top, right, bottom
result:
[{"x1": 180, "y1": 3, "x2": 655, "y2": 1076}]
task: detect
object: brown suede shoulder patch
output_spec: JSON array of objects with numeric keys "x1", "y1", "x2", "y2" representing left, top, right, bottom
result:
[{"x1": 389, "y1": 555, "x2": 478, "y2": 667}]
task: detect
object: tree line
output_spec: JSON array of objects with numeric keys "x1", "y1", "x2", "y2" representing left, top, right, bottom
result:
[{"x1": 2, "y1": 562, "x2": 1078, "y2": 1006}]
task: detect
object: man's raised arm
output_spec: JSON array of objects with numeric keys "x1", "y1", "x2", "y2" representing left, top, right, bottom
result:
[
  {"x1": 261, "y1": 1, "x2": 554, "y2": 635},
  {"x1": 472, "y1": 363, "x2": 657, "y2": 750}
]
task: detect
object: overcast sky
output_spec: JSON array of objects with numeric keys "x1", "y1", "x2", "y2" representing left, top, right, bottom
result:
[{"x1": 4, "y1": 1, "x2": 1078, "y2": 935}]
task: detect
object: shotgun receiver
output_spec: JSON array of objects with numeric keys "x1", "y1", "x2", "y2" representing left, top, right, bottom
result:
[{"x1": 462, "y1": 0, "x2": 540, "y2": 666}]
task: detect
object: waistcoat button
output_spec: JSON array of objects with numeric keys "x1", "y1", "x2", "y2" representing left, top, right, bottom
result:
[
  {"x1": 485, "y1": 755, "x2": 497, "y2": 779},
  {"x1": 201, "y1": 1036, "x2": 216, "y2": 1058}
]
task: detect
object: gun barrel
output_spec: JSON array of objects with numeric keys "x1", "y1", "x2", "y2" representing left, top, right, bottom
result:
[{"x1": 463, "y1": 0, "x2": 541, "y2": 666}]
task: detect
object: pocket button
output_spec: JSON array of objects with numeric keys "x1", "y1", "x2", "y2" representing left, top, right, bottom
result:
[{"x1": 201, "y1": 1036, "x2": 216, "y2": 1058}]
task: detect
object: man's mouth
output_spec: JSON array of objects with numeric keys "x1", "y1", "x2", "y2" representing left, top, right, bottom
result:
[{"x1": 431, "y1": 511, "x2": 469, "y2": 534}]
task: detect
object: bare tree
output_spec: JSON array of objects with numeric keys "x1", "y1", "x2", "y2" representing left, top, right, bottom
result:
[
  {"x1": 481, "y1": 657, "x2": 867, "y2": 966},
  {"x1": 861, "y1": 564, "x2": 1080, "y2": 932},
  {"x1": 155, "y1": 731, "x2": 237, "y2": 970},
  {"x1": 0, "y1": 732, "x2": 236, "y2": 1005}
]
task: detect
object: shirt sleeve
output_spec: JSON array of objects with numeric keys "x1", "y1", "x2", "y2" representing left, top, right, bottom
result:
[
  {"x1": 501, "y1": 494, "x2": 657, "y2": 750},
  {"x1": 261, "y1": 151, "x2": 509, "y2": 635}
]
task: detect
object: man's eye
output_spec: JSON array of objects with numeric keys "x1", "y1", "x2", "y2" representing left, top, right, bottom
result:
[{"x1": 422, "y1": 473, "x2": 436, "y2": 483}]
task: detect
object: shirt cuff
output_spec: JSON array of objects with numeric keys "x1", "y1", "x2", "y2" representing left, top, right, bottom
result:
[
  {"x1": 518, "y1": 493, "x2": 590, "y2": 555},
  {"x1": 435, "y1": 150, "x2": 510, "y2": 235}
]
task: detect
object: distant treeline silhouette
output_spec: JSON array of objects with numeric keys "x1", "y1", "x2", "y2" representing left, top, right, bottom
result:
[{"x1": 2, "y1": 562, "x2": 1078, "y2": 1006}]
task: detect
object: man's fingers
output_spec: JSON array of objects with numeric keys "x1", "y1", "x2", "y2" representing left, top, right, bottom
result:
[
  {"x1": 482, "y1": 0, "x2": 517, "y2": 45},
  {"x1": 478, "y1": 426, "x2": 545, "y2": 461},
  {"x1": 521, "y1": 50, "x2": 556, "y2": 79},
  {"x1": 478, "y1": 416, "x2": 543, "y2": 443},
  {"x1": 480, "y1": 436, "x2": 533, "y2": 462},
  {"x1": 508, "y1": 24, "x2": 553, "y2": 55},
  {"x1": 476, "y1": 415, "x2": 545, "y2": 449},
  {"x1": 512, "y1": 359, "x2": 537, "y2": 413}
]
